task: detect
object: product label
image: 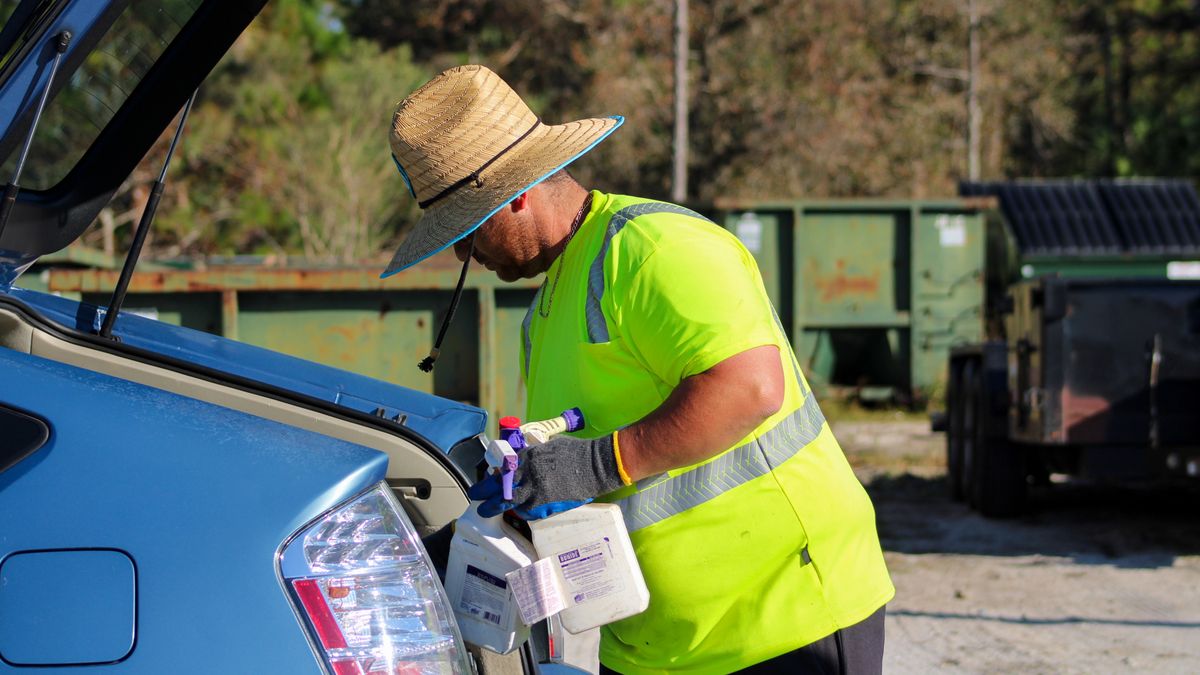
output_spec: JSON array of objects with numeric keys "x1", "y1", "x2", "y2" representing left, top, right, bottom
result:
[
  {"x1": 556, "y1": 537, "x2": 625, "y2": 605},
  {"x1": 461, "y1": 564, "x2": 508, "y2": 626},
  {"x1": 507, "y1": 557, "x2": 568, "y2": 626}
]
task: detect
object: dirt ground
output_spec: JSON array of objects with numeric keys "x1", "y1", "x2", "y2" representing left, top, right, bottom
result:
[{"x1": 832, "y1": 420, "x2": 1200, "y2": 674}]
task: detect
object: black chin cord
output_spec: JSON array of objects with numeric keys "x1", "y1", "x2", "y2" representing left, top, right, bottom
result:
[{"x1": 419, "y1": 234, "x2": 475, "y2": 372}]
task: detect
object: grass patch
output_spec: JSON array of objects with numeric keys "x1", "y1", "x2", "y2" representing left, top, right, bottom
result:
[{"x1": 818, "y1": 398, "x2": 928, "y2": 425}]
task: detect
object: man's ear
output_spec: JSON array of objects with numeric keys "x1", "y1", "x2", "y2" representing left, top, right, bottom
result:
[{"x1": 509, "y1": 191, "x2": 531, "y2": 213}]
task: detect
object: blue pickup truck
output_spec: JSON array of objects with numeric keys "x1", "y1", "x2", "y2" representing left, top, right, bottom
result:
[{"x1": 0, "y1": 2, "x2": 538, "y2": 673}]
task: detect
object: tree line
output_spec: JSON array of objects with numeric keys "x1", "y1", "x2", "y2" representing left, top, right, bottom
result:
[{"x1": 78, "y1": 0, "x2": 1200, "y2": 263}]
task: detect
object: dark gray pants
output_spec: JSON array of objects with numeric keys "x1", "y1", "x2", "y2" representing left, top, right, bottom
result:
[
  {"x1": 599, "y1": 605, "x2": 886, "y2": 675},
  {"x1": 739, "y1": 606, "x2": 886, "y2": 675}
]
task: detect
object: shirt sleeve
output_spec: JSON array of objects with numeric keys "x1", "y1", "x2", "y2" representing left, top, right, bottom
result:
[{"x1": 613, "y1": 229, "x2": 780, "y2": 386}]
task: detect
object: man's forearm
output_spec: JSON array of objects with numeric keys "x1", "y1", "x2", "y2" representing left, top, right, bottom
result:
[{"x1": 616, "y1": 345, "x2": 785, "y2": 482}]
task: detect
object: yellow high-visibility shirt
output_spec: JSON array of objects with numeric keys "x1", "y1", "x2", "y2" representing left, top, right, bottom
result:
[{"x1": 522, "y1": 191, "x2": 894, "y2": 674}]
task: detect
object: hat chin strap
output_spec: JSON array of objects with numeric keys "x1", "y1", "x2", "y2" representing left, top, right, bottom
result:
[
  {"x1": 415, "y1": 118, "x2": 541, "y2": 209},
  {"x1": 418, "y1": 234, "x2": 475, "y2": 373}
]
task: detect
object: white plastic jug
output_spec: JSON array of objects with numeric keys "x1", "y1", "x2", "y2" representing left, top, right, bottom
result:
[
  {"x1": 443, "y1": 437, "x2": 537, "y2": 654},
  {"x1": 443, "y1": 499, "x2": 537, "y2": 654},
  {"x1": 529, "y1": 503, "x2": 650, "y2": 634}
]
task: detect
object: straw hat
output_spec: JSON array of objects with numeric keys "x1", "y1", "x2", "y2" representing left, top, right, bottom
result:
[{"x1": 383, "y1": 64, "x2": 623, "y2": 277}]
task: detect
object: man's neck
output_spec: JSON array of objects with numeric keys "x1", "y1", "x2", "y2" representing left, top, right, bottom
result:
[{"x1": 541, "y1": 184, "x2": 591, "y2": 266}]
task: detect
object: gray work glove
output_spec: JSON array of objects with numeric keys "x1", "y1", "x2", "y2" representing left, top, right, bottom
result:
[{"x1": 467, "y1": 433, "x2": 626, "y2": 520}]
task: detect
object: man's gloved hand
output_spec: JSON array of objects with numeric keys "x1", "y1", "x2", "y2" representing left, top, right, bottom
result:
[{"x1": 467, "y1": 433, "x2": 626, "y2": 520}]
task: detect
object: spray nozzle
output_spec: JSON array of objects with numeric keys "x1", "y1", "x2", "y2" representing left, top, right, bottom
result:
[
  {"x1": 500, "y1": 450, "x2": 518, "y2": 501},
  {"x1": 520, "y1": 408, "x2": 586, "y2": 446},
  {"x1": 484, "y1": 438, "x2": 519, "y2": 502},
  {"x1": 481, "y1": 417, "x2": 527, "y2": 502},
  {"x1": 484, "y1": 410, "x2": 586, "y2": 503}
]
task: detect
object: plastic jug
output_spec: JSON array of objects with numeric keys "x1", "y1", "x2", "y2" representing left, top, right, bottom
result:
[{"x1": 442, "y1": 435, "x2": 536, "y2": 654}]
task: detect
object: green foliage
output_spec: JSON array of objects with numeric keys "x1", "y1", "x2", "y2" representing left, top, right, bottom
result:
[
  {"x1": 84, "y1": 0, "x2": 1200, "y2": 261},
  {"x1": 337, "y1": 0, "x2": 1200, "y2": 200},
  {"x1": 1057, "y1": 0, "x2": 1200, "y2": 178},
  {"x1": 140, "y1": 0, "x2": 430, "y2": 261}
]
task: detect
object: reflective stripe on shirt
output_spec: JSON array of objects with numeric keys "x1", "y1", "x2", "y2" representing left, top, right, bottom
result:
[
  {"x1": 613, "y1": 394, "x2": 827, "y2": 532},
  {"x1": 585, "y1": 201, "x2": 712, "y2": 343}
]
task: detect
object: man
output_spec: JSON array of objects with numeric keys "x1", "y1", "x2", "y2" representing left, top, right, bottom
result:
[{"x1": 385, "y1": 65, "x2": 893, "y2": 674}]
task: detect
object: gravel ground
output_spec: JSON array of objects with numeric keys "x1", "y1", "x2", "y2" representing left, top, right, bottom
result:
[{"x1": 832, "y1": 421, "x2": 1200, "y2": 674}]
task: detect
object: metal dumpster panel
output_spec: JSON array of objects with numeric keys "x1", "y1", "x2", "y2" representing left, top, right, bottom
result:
[
  {"x1": 1059, "y1": 282, "x2": 1200, "y2": 446},
  {"x1": 234, "y1": 289, "x2": 476, "y2": 402},
  {"x1": 912, "y1": 209, "x2": 986, "y2": 395},
  {"x1": 719, "y1": 200, "x2": 989, "y2": 402},
  {"x1": 493, "y1": 290, "x2": 537, "y2": 418},
  {"x1": 50, "y1": 261, "x2": 540, "y2": 424},
  {"x1": 795, "y1": 210, "x2": 910, "y2": 328},
  {"x1": 722, "y1": 209, "x2": 791, "y2": 316},
  {"x1": 1006, "y1": 278, "x2": 1200, "y2": 446},
  {"x1": 80, "y1": 291, "x2": 222, "y2": 335}
]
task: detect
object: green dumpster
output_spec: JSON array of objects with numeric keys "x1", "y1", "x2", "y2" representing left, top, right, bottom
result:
[
  {"x1": 717, "y1": 199, "x2": 994, "y2": 404},
  {"x1": 47, "y1": 197, "x2": 995, "y2": 412},
  {"x1": 17, "y1": 245, "x2": 123, "y2": 295}
]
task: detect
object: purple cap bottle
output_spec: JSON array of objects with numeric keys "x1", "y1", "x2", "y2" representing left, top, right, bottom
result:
[{"x1": 497, "y1": 417, "x2": 524, "y2": 501}]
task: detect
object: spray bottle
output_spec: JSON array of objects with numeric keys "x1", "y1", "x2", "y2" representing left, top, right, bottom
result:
[
  {"x1": 442, "y1": 418, "x2": 537, "y2": 654},
  {"x1": 445, "y1": 409, "x2": 649, "y2": 656}
]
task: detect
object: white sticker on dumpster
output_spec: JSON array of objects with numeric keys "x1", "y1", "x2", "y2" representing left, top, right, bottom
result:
[
  {"x1": 735, "y1": 212, "x2": 763, "y2": 253},
  {"x1": 936, "y1": 214, "x2": 967, "y2": 247},
  {"x1": 1167, "y1": 261, "x2": 1200, "y2": 279}
]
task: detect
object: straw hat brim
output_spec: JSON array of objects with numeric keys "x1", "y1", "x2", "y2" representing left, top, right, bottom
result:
[{"x1": 382, "y1": 115, "x2": 624, "y2": 277}]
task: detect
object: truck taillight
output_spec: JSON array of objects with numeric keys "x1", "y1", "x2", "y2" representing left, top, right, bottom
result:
[{"x1": 279, "y1": 483, "x2": 471, "y2": 675}]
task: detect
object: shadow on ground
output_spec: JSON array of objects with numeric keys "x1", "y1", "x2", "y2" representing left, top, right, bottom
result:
[
  {"x1": 885, "y1": 608, "x2": 1200, "y2": 630},
  {"x1": 866, "y1": 472, "x2": 1200, "y2": 568}
]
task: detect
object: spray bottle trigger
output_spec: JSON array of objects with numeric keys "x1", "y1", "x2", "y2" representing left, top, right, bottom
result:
[
  {"x1": 501, "y1": 453, "x2": 518, "y2": 501},
  {"x1": 484, "y1": 439, "x2": 520, "y2": 501}
]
